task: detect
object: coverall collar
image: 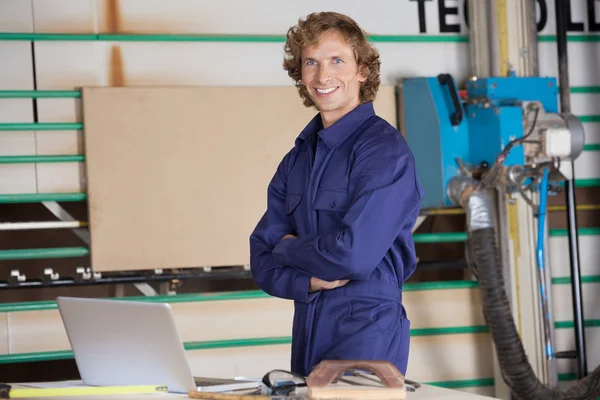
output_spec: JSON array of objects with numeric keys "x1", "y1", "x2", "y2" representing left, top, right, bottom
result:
[{"x1": 297, "y1": 102, "x2": 375, "y2": 149}]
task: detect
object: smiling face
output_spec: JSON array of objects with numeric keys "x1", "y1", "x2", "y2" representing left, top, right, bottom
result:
[{"x1": 301, "y1": 30, "x2": 367, "y2": 128}]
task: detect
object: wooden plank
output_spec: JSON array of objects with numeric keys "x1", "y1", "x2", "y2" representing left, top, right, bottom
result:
[{"x1": 81, "y1": 86, "x2": 397, "y2": 271}]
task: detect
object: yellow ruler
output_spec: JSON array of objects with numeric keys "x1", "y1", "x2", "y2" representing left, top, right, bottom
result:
[
  {"x1": 3, "y1": 383, "x2": 167, "y2": 398},
  {"x1": 496, "y1": 0, "x2": 509, "y2": 76}
]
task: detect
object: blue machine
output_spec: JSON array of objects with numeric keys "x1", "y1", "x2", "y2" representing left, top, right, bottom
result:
[{"x1": 402, "y1": 73, "x2": 584, "y2": 209}]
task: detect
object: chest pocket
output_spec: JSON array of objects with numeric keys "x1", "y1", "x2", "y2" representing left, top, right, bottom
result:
[{"x1": 314, "y1": 190, "x2": 351, "y2": 231}]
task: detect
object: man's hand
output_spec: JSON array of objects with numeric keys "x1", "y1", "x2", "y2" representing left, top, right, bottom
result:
[
  {"x1": 279, "y1": 234, "x2": 349, "y2": 292},
  {"x1": 309, "y1": 277, "x2": 350, "y2": 292}
]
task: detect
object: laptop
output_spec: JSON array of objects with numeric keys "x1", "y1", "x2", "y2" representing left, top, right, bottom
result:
[{"x1": 56, "y1": 296, "x2": 261, "y2": 394}]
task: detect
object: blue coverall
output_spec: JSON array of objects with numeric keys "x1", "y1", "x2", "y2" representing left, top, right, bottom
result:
[{"x1": 249, "y1": 102, "x2": 423, "y2": 377}]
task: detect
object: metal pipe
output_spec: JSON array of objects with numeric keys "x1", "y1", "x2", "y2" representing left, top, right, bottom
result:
[
  {"x1": 555, "y1": 0, "x2": 587, "y2": 379},
  {"x1": 0, "y1": 221, "x2": 86, "y2": 231},
  {"x1": 521, "y1": 0, "x2": 539, "y2": 76}
]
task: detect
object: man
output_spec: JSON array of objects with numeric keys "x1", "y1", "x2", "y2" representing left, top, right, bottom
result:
[{"x1": 249, "y1": 11, "x2": 423, "y2": 377}]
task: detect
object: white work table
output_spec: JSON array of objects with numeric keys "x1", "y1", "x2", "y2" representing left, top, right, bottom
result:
[{"x1": 7, "y1": 382, "x2": 499, "y2": 399}]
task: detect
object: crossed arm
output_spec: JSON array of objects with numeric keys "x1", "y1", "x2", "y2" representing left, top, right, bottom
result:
[{"x1": 249, "y1": 133, "x2": 422, "y2": 302}]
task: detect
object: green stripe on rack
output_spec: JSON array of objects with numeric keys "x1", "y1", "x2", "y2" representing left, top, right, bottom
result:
[
  {"x1": 413, "y1": 232, "x2": 467, "y2": 243},
  {"x1": 538, "y1": 34, "x2": 600, "y2": 42},
  {"x1": 558, "y1": 372, "x2": 597, "y2": 381},
  {"x1": 0, "y1": 32, "x2": 468, "y2": 43},
  {"x1": 410, "y1": 325, "x2": 489, "y2": 336},
  {"x1": 0, "y1": 155, "x2": 84, "y2": 164},
  {"x1": 0, "y1": 350, "x2": 74, "y2": 364},
  {"x1": 2, "y1": 32, "x2": 600, "y2": 42},
  {"x1": 570, "y1": 86, "x2": 600, "y2": 94},
  {"x1": 428, "y1": 378, "x2": 495, "y2": 389},
  {"x1": 0, "y1": 123, "x2": 82, "y2": 131},
  {"x1": 0, "y1": 280, "x2": 479, "y2": 313},
  {"x1": 404, "y1": 280, "x2": 478, "y2": 291},
  {"x1": 0, "y1": 90, "x2": 81, "y2": 98},
  {"x1": 579, "y1": 115, "x2": 600, "y2": 123},
  {"x1": 0, "y1": 33, "x2": 99, "y2": 41},
  {"x1": 552, "y1": 275, "x2": 600, "y2": 284},
  {"x1": 549, "y1": 227, "x2": 600, "y2": 236},
  {"x1": 0, "y1": 87, "x2": 598, "y2": 99},
  {"x1": 574, "y1": 178, "x2": 600, "y2": 187},
  {"x1": 0, "y1": 193, "x2": 87, "y2": 203},
  {"x1": 584, "y1": 144, "x2": 600, "y2": 151},
  {"x1": 555, "y1": 319, "x2": 600, "y2": 329},
  {"x1": 183, "y1": 336, "x2": 291, "y2": 351},
  {"x1": 0, "y1": 247, "x2": 89, "y2": 261}
]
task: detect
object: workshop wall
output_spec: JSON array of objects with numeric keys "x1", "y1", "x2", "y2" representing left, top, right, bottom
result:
[
  {"x1": 0, "y1": 0, "x2": 599, "y2": 395},
  {"x1": 2, "y1": 0, "x2": 599, "y2": 291}
]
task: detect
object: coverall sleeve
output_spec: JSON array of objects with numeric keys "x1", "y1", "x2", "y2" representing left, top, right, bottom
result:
[
  {"x1": 249, "y1": 151, "x2": 317, "y2": 303},
  {"x1": 271, "y1": 132, "x2": 423, "y2": 281}
]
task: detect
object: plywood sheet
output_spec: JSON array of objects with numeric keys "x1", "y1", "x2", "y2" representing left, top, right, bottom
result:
[{"x1": 82, "y1": 86, "x2": 397, "y2": 271}]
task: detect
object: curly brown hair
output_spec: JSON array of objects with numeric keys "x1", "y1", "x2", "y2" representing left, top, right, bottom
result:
[{"x1": 283, "y1": 12, "x2": 381, "y2": 108}]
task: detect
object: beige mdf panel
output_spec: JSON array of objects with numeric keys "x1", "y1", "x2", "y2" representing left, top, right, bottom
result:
[
  {"x1": 460, "y1": 387, "x2": 496, "y2": 397},
  {"x1": 6, "y1": 298, "x2": 291, "y2": 353},
  {"x1": 0, "y1": 314, "x2": 7, "y2": 355},
  {"x1": 32, "y1": 0, "x2": 99, "y2": 32},
  {"x1": 186, "y1": 344, "x2": 291, "y2": 379},
  {"x1": 405, "y1": 288, "x2": 484, "y2": 328},
  {"x1": 82, "y1": 86, "x2": 397, "y2": 272},
  {"x1": 185, "y1": 334, "x2": 495, "y2": 384},
  {"x1": 405, "y1": 333, "x2": 494, "y2": 383},
  {"x1": 0, "y1": 1, "x2": 33, "y2": 32},
  {"x1": 549, "y1": 235, "x2": 600, "y2": 277},
  {"x1": 7, "y1": 310, "x2": 70, "y2": 354},
  {"x1": 551, "y1": 283, "x2": 600, "y2": 322},
  {"x1": 170, "y1": 298, "x2": 293, "y2": 343}
]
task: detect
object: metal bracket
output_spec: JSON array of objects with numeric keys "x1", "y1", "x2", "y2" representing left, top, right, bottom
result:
[{"x1": 42, "y1": 201, "x2": 90, "y2": 245}]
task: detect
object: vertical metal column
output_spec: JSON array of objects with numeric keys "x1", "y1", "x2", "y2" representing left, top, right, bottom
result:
[
  {"x1": 554, "y1": 0, "x2": 588, "y2": 380},
  {"x1": 467, "y1": 0, "x2": 558, "y2": 394},
  {"x1": 468, "y1": 0, "x2": 492, "y2": 78}
]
